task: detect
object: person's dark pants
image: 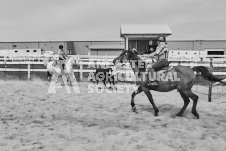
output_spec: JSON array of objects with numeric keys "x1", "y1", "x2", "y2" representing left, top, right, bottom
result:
[
  {"x1": 59, "y1": 57, "x2": 65, "y2": 70},
  {"x1": 148, "y1": 59, "x2": 170, "y2": 83},
  {"x1": 152, "y1": 59, "x2": 169, "y2": 71}
]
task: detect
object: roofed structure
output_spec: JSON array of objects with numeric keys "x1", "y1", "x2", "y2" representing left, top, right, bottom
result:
[
  {"x1": 120, "y1": 24, "x2": 172, "y2": 50},
  {"x1": 120, "y1": 24, "x2": 172, "y2": 38},
  {"x1": 89, "y1": 45, "x2": 124, "y2": 50}
]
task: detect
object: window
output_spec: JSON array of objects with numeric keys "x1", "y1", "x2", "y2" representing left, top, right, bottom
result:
[
  {"x1": 207, "y1": 51, "x2": 224, "y2": 55},
  {"x1": 15, "y1": 50, "x2": 18, "y2": 53},
  {"x1": 33, "y1": 50, "x2": 37, "y2": 52},
  {"x1": 26, "y1": 50, "x2": 30, "y2": 52},
  {"x1": 204, "y1": 49, "x2": 224, "y2": 58}
]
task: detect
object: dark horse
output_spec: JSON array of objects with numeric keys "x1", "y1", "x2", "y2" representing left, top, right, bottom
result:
[
  {"x1": 113, "y1": 49, "x2": 225, "y2": 119},
  {"x1": 94, "y1": 68, "x2": 116, "y2": 88}
]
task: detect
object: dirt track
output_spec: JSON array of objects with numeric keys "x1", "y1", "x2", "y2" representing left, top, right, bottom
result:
[{"x1": 0, "y1": 80, "x2": 226, "y2": 151}]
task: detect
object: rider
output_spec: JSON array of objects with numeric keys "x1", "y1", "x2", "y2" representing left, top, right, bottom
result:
[
  {"x1": 146, "y1": 35, "x2": 169, "y2": 85},
  {"x1": 58, "y1": 45, "x2": 68, "y2": 70}
]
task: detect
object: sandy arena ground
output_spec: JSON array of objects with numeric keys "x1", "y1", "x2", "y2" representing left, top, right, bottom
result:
[{"x1": 0, "y1": 80, "x2": 226, "y2": 151}]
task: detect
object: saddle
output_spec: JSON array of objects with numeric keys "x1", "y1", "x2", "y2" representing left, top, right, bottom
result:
[
  {"x1": 155, "y1": 65, "x2": 173, "y2": 72},
  {"x1": 156, "y1": 66, "x2": 173, "y2": 73},
  {"x1": 147, "y1": 62, "x2": 173, "y2": 86},
  {"x1": 52, "y1": 60, "x2": 65, "y2": 70}
]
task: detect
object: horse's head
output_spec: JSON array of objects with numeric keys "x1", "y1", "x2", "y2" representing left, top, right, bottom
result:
[
  {"x1": 115, "y1": 49, "x2": 139, "y2": 64},
  {"x1": 127, "y1": 49, "x2": 139, "y2": 61},
  {"x1": 112, "y1": 50, "x2": 128, "y2": 65},
  {"x1": 67, "y1": 56, "x2": 78, "y2": 67}
]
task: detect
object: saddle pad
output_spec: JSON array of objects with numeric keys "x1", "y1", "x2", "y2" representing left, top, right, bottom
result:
[{"x1": 157, "y1": 66, "x2": 173, "y2": 73}]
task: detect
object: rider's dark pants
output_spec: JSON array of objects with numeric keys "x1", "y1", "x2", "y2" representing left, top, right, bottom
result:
[
  {"x1": 59, "y1": 57, "x2": 65, "y2": 69},
  {"x1": 152, "y1": 59, "x2": 169, "y2": 71},
  {"x1": 148, "y1": 59, "x2": 170, "y2": 82}
]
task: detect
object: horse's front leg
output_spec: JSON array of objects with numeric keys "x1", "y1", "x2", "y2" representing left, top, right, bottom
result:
[
  {"x1": 103, "y1": 80, "x2": 107, "y2": 88},
  {"x1": 68, "y1": 73, "x2": 76, "y2": 86},
  {"x1": 66, "y1": 74, "x2": 71, "y2": 85},
  {"x1": 142, "y1": 87, "x2": 159, "y2": 116},
  {"x1": 131, "y1": 86, "x2": 142, "y2": 112},
  {"x1": 108, "y1": 79, "x2": 112, "y2": 89},
  {"x1": 54, "y1": 74, "x2": 59, "y2": 83},
  {"x1": 112, "y1": 76, "x2": 117, "y2": 90},
  {"x1": 51, "y1": 73, "x2": 57, "y2": 83}
]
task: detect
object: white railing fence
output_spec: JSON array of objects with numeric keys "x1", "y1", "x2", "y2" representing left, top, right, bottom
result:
[{"x1": 0, "y1": 54, "x2": 226, "y2": 80}]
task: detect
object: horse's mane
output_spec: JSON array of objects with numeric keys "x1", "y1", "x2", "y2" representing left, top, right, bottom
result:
[{"x1": 128, "y1": 50, "x2": 147, "y2": 72}]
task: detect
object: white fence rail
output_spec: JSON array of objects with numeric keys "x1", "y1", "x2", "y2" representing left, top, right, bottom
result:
[{"x1": 0, "y1": 54, "x2": 226, "y2": 80}]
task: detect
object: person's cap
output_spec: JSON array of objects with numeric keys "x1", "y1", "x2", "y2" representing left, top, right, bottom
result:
[
  {"x1": 157, "y1": 36, "x2": 166, "y2": 42},
  {"x1": 132, "y1": 48, "x2": 137, "y2": 52}
]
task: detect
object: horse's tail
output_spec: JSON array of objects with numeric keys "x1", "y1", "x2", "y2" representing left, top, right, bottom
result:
[{"x1": 192, "y1": 66, "x2": 226, "y2": 83}]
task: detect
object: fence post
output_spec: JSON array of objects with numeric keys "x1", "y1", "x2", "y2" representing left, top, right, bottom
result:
[
  {"x1": 80, "y1": 63, "x2": 83, "y2": 81},
  {"x1": 28, "y1": 62, "x2": 31, "y2": 80},
  {"x1": 208, "y1": 58, "x2": 213, "y2": 102},
  {"x1": 4, "y1": 56, "x2": 7, "y2": 79}
]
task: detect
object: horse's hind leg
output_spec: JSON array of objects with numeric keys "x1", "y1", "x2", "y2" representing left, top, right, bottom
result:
[
  {"x1": 108, "y1": 79, "x2": 112, "y2": 89},
  {"x1": 183, "y1": 90, "x2": 199, "y2": 119},
  {"x1": 131, "y1": 86, "x2": 142, "y2": 112},
  {"x1": 176, "y1": 91, "x2": 190, "y2": 117},
  {"x1": 103, "y1": 80, "x2": 107, "y2": 88},
  {"x1": 112, "y1": 76, "x2": 117, "y2": 89}
]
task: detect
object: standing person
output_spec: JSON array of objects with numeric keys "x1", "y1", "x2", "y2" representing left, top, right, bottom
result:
[
  {"x1": 58, "y1": 45, "x2": 68, "y2": 70},
  {"x1": 144, "y1": 47, "x2": 155, "y2": 54},
  {"x1": 146, "y1": 35, "x2": 170, "y2": 85}
]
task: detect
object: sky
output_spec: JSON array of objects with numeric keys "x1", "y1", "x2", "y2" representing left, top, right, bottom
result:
[{"x1": 0, "y1": 0, "x2": 226, "y2": 41}]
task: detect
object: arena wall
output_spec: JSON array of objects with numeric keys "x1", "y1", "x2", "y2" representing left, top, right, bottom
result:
[
  {"x1": 1, "y1": 40, "x2": 226, "y2": 56},
  {"x1": 167, "y1": 41, "x2": 194, "y2": 50},
  {"x1": 38, "y1": 42, "x2": 66, "y2": 53},
  {"x1": 91, "y1": 50, "x2": 123, "y2": 56}
]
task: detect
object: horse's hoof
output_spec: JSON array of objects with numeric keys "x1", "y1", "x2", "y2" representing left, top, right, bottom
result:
[
  {"x1": 192, "y1": 111, "x2": 199, "y2": 119},
  {"x1": 132, "y1": 106, "x2": 136, "y2": 112},
  {"x1": 154, "y1": 113, "x2": 159, "y2": 116},
  {"x1": 176, "y1": 113, "x2": 183, "y2": 117}
]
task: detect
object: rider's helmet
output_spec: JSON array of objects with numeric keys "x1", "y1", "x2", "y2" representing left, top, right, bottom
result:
[
  {"x1": 157, "y1": 35, "x2": 166, "y2": 42},
  {"x1": 59, "y1": 45, "x2": 63, "y2": 49},
  {"x1": 132, "y1": 48, "x2": 138, "y2": 54},
  {"x1": 132, "y1": 48, "x2": 137, "y2": 52}
]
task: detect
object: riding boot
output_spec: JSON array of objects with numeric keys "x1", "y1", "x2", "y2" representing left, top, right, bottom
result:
[{"x1": 147, "y1": 68, "x2": 158, "y2": 86}]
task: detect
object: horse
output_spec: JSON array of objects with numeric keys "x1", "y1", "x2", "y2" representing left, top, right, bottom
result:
[
  {"x1": 46, "y1": 56, "x2": 78, "y2": 84},
  {"x1": 113, "y1": 49, "x2": 226, "y2": 119},
  {"x1": 94, "y1": 67, "x2": 116, "y2": 89}
]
